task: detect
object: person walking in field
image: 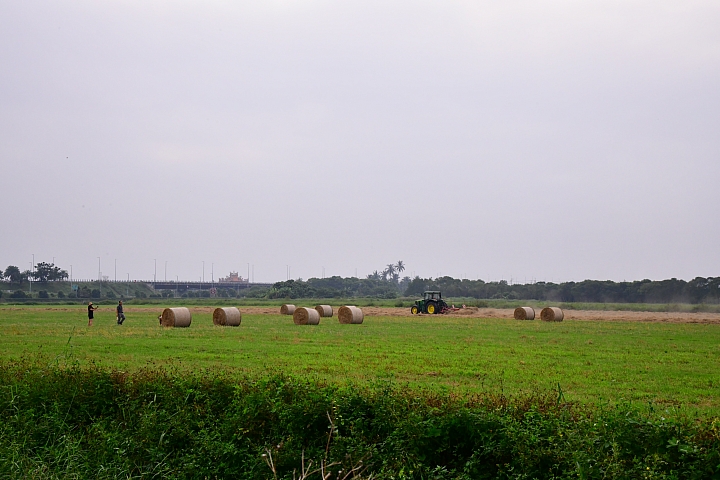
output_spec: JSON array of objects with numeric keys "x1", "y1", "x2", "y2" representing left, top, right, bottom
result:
[
  {"x1": 116, "y1": 300, "x2": 126, "y2": 325},
  {"x1": 87, "y1": 302, "x2": 98, "y2": 326}
]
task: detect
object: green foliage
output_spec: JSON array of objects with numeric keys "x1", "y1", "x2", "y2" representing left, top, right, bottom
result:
[
  {"x1": 31, "y1": 262, "x2": 68, "y2": 282},
  {"x1": 240, "y1": 285, "x2": 270, "y2": 298},
  {"x1": 90, "y1": 289, "x2": 101, "y2": 299},
  {"x1": 38, "y1": 290, "x2": 49, "y2": 299},
  {"x1": 267, "y1": 277, "x2": 400, "y2": 299},
  {"x1": 3, "y1": 265, "x2": 23, "y2": 285},
  {"x1": 57, "y1": 291, "x2": 65, "y2": 299},
  {"x1": 10, "y1": 290, "x2": 27, "y2": 299},
  {"x1": 0, "y1": 364, "x2": 718, "y2": 478},
  {"x1": 405, "y1": 276, "x2": 720, "y2": 304},
  {"x1": 105, "y1": 290, "x2": 116, "y2": 299}
]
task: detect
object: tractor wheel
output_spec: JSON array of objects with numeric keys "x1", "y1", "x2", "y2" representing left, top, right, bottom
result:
[
  {"x1": 410, "y1": 306, "x2": 419, "y2": 315},
  {"x1": 426, "y1": 301, "x2": 438, "y2": 314}
]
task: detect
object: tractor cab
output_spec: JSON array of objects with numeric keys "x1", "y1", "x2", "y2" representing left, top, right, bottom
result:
[
  {"x1": 411, "y1": 290, "x2": 449, "y2": 315},
  {"x1": 424, "y1": 291, "x2": 442, "y2": 302}
]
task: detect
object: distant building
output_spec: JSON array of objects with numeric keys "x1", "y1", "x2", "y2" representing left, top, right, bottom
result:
[{"x1": 218, "y1": 271, "x2": 248, "y2": 283}]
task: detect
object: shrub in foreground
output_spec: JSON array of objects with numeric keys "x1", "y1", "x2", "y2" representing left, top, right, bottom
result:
[{"x1": 0, "y1": 362, "x2": 718, "y2": 479}]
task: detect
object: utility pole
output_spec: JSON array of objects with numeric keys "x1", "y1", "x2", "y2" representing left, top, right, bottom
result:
[
  {"x1": 97, "y1": 257, "x2": 100, "y2": 281},
  {"x1": 114, "y1": 259, "x2": 117, "y2": 282},
  {"x1": 211, "y1": 263, "x2": 214, "y2": 284},
  {"x1": 202, "y1": 261, "x2": 205, "y2": 283},
  {"x1": 247, "y1": 263, "x2": 249, "y2": 282},
  {"x1": 30, "y1": 254, "x2": 34, "y2": 294},
  {"x1": 154, "y1": 259, "x2": 157, "y2": 282},
  {"x1": 165, "y1": 261, "x2": 167, "y2": 282}
]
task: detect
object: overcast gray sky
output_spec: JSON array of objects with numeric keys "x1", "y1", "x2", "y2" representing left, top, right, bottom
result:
[{"x1": 1, "y1": 1, "x2": 718, "y2": 284}]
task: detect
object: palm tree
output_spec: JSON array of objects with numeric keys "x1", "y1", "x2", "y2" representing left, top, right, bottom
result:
[
  {"x1": 367, "y1": 271, "x2": 381, "y2": 281},
  {"x1": 396, "y1": 261, "x2": 405, "y2": 274},
  {"x1": 386, "y1": 264, "x2": 396, "y2": 278}
]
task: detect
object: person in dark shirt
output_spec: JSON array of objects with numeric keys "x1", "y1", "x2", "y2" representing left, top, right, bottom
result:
[
  {"x1": 116, "y1": 300, "x2": 126, "y2": 325},
  {"x1": 87, "y1": 302, "x2": 98, "y2": 326}
]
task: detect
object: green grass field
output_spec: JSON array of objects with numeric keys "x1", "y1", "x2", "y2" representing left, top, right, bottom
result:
[{"x1": 1, "y1": 305, "x2": 719, "y2": 414}]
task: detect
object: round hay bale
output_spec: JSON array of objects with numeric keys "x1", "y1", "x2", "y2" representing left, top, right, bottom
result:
[
  {"x1": 514, "y1": 307, "x2": 535, "y2": 320},
  {"x1": 161, "y1": 307, "x2": 192, "y2": 328},
  {"x1": 293, "y1": 307, "x2": 320, "y2": 325},
  {"x1": 338, "y1": 305, "x2": 364, "y2": 324},
  {"x1": 280, "y1": 304, "x2": 296, "y2": 315},
  {"x1": 213, "y1": 307, "x2": 241, "y2": 327},
  {"x1": 314, "y1": 305, "x2": 333, "y2": 318},
  {"x1": 540, "y1": 307, "x2": 564, "y2": 322}
]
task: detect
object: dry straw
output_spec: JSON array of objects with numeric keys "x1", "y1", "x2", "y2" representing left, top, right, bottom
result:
[
  {"x1": 213, "y1": 307, "x2": 241, "y2": 326},
  {"x1": 160, "y1": 307, "x2": 192, "y2": 328},
  {"x1": 293, "y1": 307, "x2": 320, "y2": 325},
  {"x1": 314, "y1": 305, "x2": 333, "y2": 318},
  {"x1": 540, "y1": 307, "x2": 564, "y2": 322},
  {"x1": 514, "y1": 307, "x2": 535, "y2": 320},
  {"x1": 280, "y1": 304, "x2": 296, "y2": 315},
  {"x1": 338, "y1": 305, "x2": 364, "y2": 324}
]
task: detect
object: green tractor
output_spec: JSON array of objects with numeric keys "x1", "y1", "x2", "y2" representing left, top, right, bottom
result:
[{"x1": 411, "y1": 291, "x2": 450, "y2": 314}]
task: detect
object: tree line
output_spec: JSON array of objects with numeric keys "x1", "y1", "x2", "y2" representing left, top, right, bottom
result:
[
  {"x1": 2, "y1": 263, "x2": 68, "y2": 284},
  {"x1": 406, "y1": 276, "x2": 720, "y2": 304},
  {"x1": 3, "y1": 260, "x2": 718, "y2": 304},
  {"x1": 265, "y1": 275, "x2": 720, "y2": 304}
]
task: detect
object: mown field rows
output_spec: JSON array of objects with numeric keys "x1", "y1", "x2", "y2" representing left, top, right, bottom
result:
[{"x1": 2, "y1": 305, "x2": 719, "y2": 413}]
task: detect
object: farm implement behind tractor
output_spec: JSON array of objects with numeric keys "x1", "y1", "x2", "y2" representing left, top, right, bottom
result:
[{"x1": 410, "y1": 291, "x2": 460, "y2": 314}]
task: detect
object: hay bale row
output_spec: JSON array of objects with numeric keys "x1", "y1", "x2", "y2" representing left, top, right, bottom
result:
[
  {"x1": 540, "y1": 307, "x2": 564, "y2": 322},
  {"x1": 338, "y1": 305, "x2": 364, "y2": 324},
  {"x1": 213, "y1": 307, "x2": 242, "y2": 326},
  {"x1": 280, "y1": 304, "x2": 296, "y2": 315},
  {"x1": 513, "y1": 307, "x2": 564, "y2": 321},
  {"x1": 514, "y1": 307, "x2": 535, "y2": 320},
  {"x1": 315, "y1": 304, "x2": 333, "y2": 318},
  {"x1": 161, "y1": 307, "x2": 192, "y2": 328},
  {"x1": 293, "y1": 307, "x2": 320, "y2": 325},
  {"x1": 289, "y1": 305, "x2": 364, "y2": 325}
]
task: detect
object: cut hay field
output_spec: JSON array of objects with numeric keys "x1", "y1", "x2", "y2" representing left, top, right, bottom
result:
[{"x1": 1, "y1": 305, "x2": 719, "y2": 414}]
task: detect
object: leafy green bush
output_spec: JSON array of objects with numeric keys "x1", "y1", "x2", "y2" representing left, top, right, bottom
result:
[{"x1": 0, "y1": 363, "x2": 718, "y2": 479}]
